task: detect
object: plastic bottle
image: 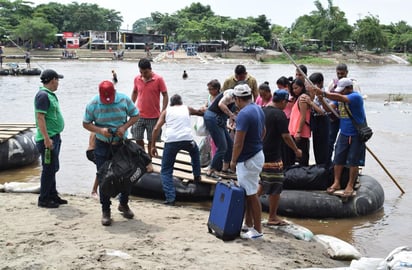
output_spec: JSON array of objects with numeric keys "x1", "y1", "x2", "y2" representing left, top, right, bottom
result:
[{"x1": 45, "y1": 148, "x2": 51, "y2": 165}]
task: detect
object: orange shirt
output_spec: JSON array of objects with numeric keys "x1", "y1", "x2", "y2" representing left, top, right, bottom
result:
[{"x1": 288, "y1": 96, "x2": 311, "y2": 138}]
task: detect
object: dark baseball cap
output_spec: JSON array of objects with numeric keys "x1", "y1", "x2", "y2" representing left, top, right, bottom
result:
[
  {"x1": 40, "y1": 69, "x2": 63, "y2": 83},
  {"x1": 272, "y1": 89, "x2": 290, "y2": 102}
]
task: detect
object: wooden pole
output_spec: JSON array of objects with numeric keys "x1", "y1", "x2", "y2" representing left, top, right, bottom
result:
[
  {"x1": 366, "y1": 145, "x2": 405, "y2": 194},
  {"x1": 273, "y1": 35, "x2": 340, "y2": 119}
]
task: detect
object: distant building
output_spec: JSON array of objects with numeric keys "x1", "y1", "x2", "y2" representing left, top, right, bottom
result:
[{"x1": 83, "y1": 30, "x2": 165, "y2": 50}]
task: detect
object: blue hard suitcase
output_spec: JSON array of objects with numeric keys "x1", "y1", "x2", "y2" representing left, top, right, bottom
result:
[{"x1": 207, "y1": 181, "x2": 246, "y2": 241}]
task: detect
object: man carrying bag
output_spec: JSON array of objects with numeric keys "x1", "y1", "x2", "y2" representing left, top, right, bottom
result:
[
  {"x1": 83, "y1": 80, "x2": 139, "y2": 226},
  {"x1": 314, "y1": 78, "x2": 368, "y2": 198}
]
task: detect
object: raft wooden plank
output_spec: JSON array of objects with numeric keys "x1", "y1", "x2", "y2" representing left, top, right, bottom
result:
[
  {"x1": 0, "y1": 131, "x2": 22, "y2": 135},
  {"x1": 152, "y1": 157, "x2": 194, "y2": 173},
  {"x1": 0, "y1": 123, "x2": 35, "y2": 127},
  {"x1": 151, "y1": 164, "x2": 218, "y2": 185},
  {"x1": 0, "y1": 127, "x2": 32, "y2": 131},
  {"x1": 153, "y1": 158, "x2": 221, "y2": 180},
  {"x1": 154, "y1": 147, "x2": 193, "y2": 164}
]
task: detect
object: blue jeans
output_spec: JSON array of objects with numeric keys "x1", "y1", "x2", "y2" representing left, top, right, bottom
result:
[
  {"x1": 204, "y1": 110, "x2": 232, "y2": 171},
  {"x1": 36, "y1": 134, "x2": 61, "y2": 202},
  {"x1": 95, "y1": 139, "x2": 130, "y2": 213},
  {"x1": 161, "y1": 140, "x2": 201, "y2": 202}
]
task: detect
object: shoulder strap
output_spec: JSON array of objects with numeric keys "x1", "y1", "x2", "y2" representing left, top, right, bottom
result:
[{"x1": 343, "y1": 103, "x2": 367, "y2": 128}]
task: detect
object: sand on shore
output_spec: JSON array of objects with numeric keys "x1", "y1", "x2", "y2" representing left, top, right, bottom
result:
[{"x1": 0, "y1": 192, "x2": 347, "y2": 270}]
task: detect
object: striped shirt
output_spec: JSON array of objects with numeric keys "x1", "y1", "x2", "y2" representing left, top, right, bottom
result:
[{"x1": 83, "y1": 92, "x2": 139, "y2": 142}]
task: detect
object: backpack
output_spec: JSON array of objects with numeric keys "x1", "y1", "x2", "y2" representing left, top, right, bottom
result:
[{"x1": 98, "y1": 139, "x2": 152, "y2": 198}]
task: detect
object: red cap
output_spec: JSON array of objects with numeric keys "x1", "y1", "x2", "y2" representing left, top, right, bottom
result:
[{"x1": 99, "y1": 80, "x2": 115, "y2": 104}]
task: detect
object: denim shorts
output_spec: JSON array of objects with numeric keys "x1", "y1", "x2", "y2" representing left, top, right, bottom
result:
[
  {"x1": 236, "y1": 150, "x2": 264, "y2": 196},
  {"x1": 333, "y1": 134, "x2": 366, "y2": 166}
]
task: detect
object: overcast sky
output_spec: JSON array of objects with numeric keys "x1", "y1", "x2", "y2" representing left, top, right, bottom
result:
[{"x1": 30, "y1": 0, "x2": 411, "y2": 30}]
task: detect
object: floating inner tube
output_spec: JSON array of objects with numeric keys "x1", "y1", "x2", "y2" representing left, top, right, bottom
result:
[
  {"x1": 0, "y1": 69, "x2": 10, "y2": 75},
  {"x1": 260, "y1": 175, "x2": 384, "y2": 218},
  {"x1": 19, "y1": 68, "x2": 42, "y2": 75},
  {"x1": 0, "y1": 130, "x2": 40, "y2": 170},
  {"x1": 131, "y1": 172, "x2": 214, "y2": 201}
]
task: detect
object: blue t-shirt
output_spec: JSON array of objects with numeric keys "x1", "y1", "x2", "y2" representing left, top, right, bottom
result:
[
  {"x1": 236, "y1": 103, "x2": 265, "y2": 162},
  {"x1": 338, "y1": 92, "x2": 366, "y2": 136},
  {"x1": 83, "y1": 92, "x2": 139, "y2": 142}
]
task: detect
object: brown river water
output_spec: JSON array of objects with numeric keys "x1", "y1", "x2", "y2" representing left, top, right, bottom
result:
[{"x1": 1, "y1": 59, "x2": 411, "y2": 258}]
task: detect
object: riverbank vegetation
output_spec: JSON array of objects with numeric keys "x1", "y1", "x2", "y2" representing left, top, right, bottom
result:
[
  {"x1": 0, "y1": 0, "x2": 411, "y2": 58},
  {"x1": 261, "y1": 54, "x2": 335, "y2": 65}
]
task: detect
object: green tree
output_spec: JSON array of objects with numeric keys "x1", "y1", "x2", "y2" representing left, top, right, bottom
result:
[
  {"x1": 353, "y1": 15, "x2": 388, "y2": 51},
  {"x1": 176, "y1": 19, "x2": 203, "y2": 42},
  {"x1": 292, "y1": 0, "x2": 352, "y2": 50},
  {"x1": 176, "y1": 2, "x2": 214, "y2": 21},
  {"x1": 133, "y1": 17, "x2": 154, "y2": 34},
  {"x1": 0, "y1": 0, "x2": 34, "y2": 29},
  {"x1": 152, "y1": 13, "x2": 180, "y2": 40},
  {"x1": 385, "y1": 21, "x2": 412, "y2": 52},
  {"x1": 242, "y1": 32, "x2": 268, "y2": 48},
  {"x1": 252, "y1": 15, "x2": 272, "y2": 42},
  {"x1": 13, "y1": 17, "x2": 58, "y2": 47},
  {"x1": 32, "y1": 2, "x2": 66, "y2": 32},
  {"x1": 61, "y1": 3, "x2": 122, "y2": 31},
  {"x1": 202, "y1": 16, "x2": 225, "y2": 40}
]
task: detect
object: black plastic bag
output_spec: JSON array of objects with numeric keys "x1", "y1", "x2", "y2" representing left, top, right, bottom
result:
[{"x1": 98, "y1": 140, "x2": 152, "y2": 198}]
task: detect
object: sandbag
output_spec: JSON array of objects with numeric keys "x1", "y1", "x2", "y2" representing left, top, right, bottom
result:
[
  {"x1": 377, "y1": 246, "x2": 412, "y2": 270},
  {"x1": 98, "y1": 140, "x2": 151, "y2": 198},
  {"x1": 314, "y1": 234, "x2": 362, "y2": 261}
]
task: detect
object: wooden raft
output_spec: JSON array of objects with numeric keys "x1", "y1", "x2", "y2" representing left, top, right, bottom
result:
[
  {"x1": 151, "y1": 141, "x2": 220, "y2": 184},
  {"x1": 0, "y1": 123, "x2": 36, "y2": 143}
]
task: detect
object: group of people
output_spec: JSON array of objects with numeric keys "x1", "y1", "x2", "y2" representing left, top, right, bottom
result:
[
  {"x1": 34, "y1": 60, "x2": 367, "y2": 237},
  {"x1": 197, "y1": 64, "x2": 366, "y2": 239}
]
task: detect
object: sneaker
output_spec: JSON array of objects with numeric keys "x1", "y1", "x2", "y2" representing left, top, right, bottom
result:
[
  {"x1": 118, "y1": 204, "x2": 134, "y2": 219},
  {"x1": 240, "y1": 228, "x2": 263, "y2": 239},
  {"x1": 241, "y1": 224, "x2": 253, "y2": 232},
  {"x1": 38, "y1": 200, "x2": 59, "y2": 208},
  {"x1": 101, "y1": 211, "x2": 112, "y2": 226},
  {"x1": 163, "y1": 200, "x2": 175, "y2": 206},
  {"x1": 52, "y1": 195, "x2": 68, "y2": 205}
]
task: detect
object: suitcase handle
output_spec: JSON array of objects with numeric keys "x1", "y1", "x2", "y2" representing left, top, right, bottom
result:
[
  {"x1": 219, "y1": 179, "x2": 238, "y2": 188},
  {"x1": 218, "y1": 179, "x2": 240, "y2": 188}
]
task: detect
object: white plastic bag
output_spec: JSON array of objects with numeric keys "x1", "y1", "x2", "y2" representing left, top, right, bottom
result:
[{"x1": 194, "y1": 117, "x2": 209, "y2": 136}]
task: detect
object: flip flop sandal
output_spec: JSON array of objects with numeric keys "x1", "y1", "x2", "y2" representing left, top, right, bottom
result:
[
  {"x1": 205, "y1": 172, "x2": 220, "y2": 179},
  {"x1": 266, "y1": 220, "x2": 289, "y2": 226},
  {"x1": 326, "y1": 187, "x2": 339, "y2": 194}
]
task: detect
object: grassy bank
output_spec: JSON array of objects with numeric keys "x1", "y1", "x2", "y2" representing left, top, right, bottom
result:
[{"x1": 261, "y1": 54, "x2": 335, "y2": 65}]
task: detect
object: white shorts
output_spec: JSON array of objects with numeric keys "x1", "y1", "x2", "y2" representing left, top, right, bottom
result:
[{"x1": 236, "y1": 150, "x2": 264, "y2": 196}]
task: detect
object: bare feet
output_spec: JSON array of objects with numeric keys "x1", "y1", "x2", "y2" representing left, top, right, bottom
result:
[{"x1": 146, "y1": 163, "x2": 154, "y2": 173}]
